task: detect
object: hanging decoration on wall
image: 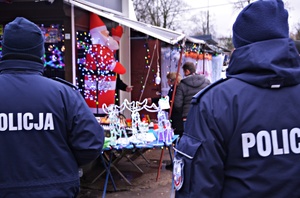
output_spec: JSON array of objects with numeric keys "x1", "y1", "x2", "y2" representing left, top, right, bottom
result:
[
  {"x1": 76, "y1": 31, "x2": 89, "y2": 93},
  {"x1": 155, "y1": 41, "x2": 161, "y2": 85},
  {"x1": 42, "y1": 26, "x2": 62, "y2": 43},
  {"x1": 76, "y1": 32, "x2": 115, "y2": 109},
  {"x1": 138, "y1": 42, "x2": 151, "y2": 97},
  {"x1": 184, "y1": 51, "x2": 212, "y2": 60},
  {"x1": 40, "y1": 24, "x2": 65, "y2": 69},
  {"x1": 184, "y1": 43, "x2": 212, "y2": 61},
  {"x1": 43, "y1": 45, "x2": 65, "y2": 68},
  {"x1": 138, "y1": 40, "x2": 157, "y2": 102}
]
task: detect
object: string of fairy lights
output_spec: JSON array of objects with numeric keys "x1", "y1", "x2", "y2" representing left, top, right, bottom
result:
[
  {"x1": 76, "y1": 31, "x2": 116, "y2": 105},
  {"x1": 74, "y1": 31, "x2": 213, "y2": 105},
  {"x1": 0, "y1": 24, "x2": 214, "y2": 107},
  {"x1": 0, "y1": 24, "x2": 65, "y2": 69},
  {"x1": 41, "y1": 24, "x2": 65, "y2": 68},
  {"x1": 138, "y1": 40, "x2": 162, "y2": 102},
  {"x1": 138, "y1": 42, "x2": 151, "y2": 99}
]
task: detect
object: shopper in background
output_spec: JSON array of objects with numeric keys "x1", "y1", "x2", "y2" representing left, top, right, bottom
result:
[
  {"x1": 0, "y1": 17, "x2": 104, "y2": 197},
  {"x1": 117, "y1": 75, "x2": 133, "y2": 92},
  {"x1": 174, "y1": 0, "x2": 300, "y2": 197},
  {"x1": 147, "y1": 72, "x2": 184, "y2": 137},
  {"x1": 115, "y1": 74, "x2": 133, "y2": 105},
  {"x1": 174, "y1": 62, "x2": 210, "y2": 129}
]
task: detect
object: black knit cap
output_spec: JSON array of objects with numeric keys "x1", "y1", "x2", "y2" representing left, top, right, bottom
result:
[
  {"x1": 2, "y1": 17, "x2": 45, "y2": 59},
  {"x1": 232, "y1": 0, "x2": 289, "y2": 48}
]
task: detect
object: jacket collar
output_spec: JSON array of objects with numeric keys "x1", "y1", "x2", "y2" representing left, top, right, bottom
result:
[{"x1": 0, "y1": 54, "x2": 44, "y2": 74}]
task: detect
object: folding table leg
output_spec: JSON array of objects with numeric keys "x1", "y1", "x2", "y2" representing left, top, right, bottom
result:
[
  {"x1": 156, "y1": 147, "x2": 165, "y2": 182},
  {"x1": 91, "y1": 169, "x2": 106, "y2": 184},
  {"x1": 109, "y1": 162, "x2": 132, "y2": 185},
  {"x1": 101, "y1": 151, "x2": 117, "y2": 198},
  {"x1": 130, "y1": 146, "x2": 151, "y2": 164},
  {"x1": 91, "y1": 151, "x2": 115, "y2": 184},
  {"x1": 125, "y1": 155, "x2": 144, "y2": 173},
  {"x1": 137, "y1": 149, "x2": 151, "y2": 164},
  {"x1": 156, "y1": 140, "x2": 177, "y2": 182},
  {"x1": 104, "y1": 150, "x2": 132, "y2": 186}
]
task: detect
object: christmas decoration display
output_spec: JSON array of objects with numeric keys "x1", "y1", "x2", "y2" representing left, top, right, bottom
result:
[
  {"x1": 123, "y1": 99, "x2": 153, "y2": 144},
  {"x1": 101, "y1": 99, "x2": 174, "y2": 148},
  {"x1": 102, "y1": 103, "x2": 128, "y2": 146},
  {"x1": 138, "y1": 41, "x2": 160, "y2": 102},
  {"x1": 85, "y1": 13, "x2": 126, "y2": 114},
  {"x1": 41, "y1": 24, "x2": 65, "y2": 69},
  {"x1": 155, "y1": 109, "x2": 173, "y2": 145},
  {"x1": 44, "y1": 45, "x2": 65, "y2": 68},
  {"x1": 155, "y1": 41, "x2": 161, "y2": 85},
  {"x1": 0, "y1": 23, "x2": 65, "y2": 72}
]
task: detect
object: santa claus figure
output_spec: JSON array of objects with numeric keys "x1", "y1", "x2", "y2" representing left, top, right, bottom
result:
[{"x1": 85, "y1": 13, "x2": 126, "y2": 114}]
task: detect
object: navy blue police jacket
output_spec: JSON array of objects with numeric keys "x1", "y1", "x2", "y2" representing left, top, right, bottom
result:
[
  {"x1": 0, "y1": 55, "x2": 104, "y2": 197},
  {"x1": 174, "y1": 38, "x2": 300, "y2": 197}
]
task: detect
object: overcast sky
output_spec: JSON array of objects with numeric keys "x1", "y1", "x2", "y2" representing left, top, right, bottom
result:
[{"x1": 182, "y1": 0, "x2": 300, "y2": 37}]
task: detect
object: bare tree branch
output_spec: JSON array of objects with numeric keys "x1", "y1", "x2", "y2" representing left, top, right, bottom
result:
[{"x1": 132, "y1": 0, "x2": 186, "y2": 29}]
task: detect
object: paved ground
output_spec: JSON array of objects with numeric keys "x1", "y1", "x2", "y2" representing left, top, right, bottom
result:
[{"x1": 78, "y1": 147, "x2": 175, "y2": 198}]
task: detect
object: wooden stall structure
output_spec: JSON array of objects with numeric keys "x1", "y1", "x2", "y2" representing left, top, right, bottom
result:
[{"x1": 0, "y1": 0, "x2": 186, "y2": 118}]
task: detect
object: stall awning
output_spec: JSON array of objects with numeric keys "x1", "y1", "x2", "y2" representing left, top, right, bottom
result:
[{"x1": 64, "y1": 0, "x2": 186, "y2": 45}]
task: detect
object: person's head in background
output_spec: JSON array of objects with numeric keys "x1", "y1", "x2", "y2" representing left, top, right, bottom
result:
[
  {"x1": 182, "y1": 62, "x2": 196, "y2": 77},
  {"x1": 166, "y1": 72, "x2": 182, "y2": 87}
]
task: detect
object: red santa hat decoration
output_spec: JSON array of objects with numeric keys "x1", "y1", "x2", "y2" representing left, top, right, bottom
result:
[
  {"x1": 90, "y1": 13, "x2": 107, "y2": 32},
  {"x1": 87, "y1": 13, "x2": 126, "y2": 74},
  {"x1": 89, "y1": 13, "x2": 109, "y2": 45},
  {"x1": 84, "y1": 12, "x2": 127, "y2": 114}
]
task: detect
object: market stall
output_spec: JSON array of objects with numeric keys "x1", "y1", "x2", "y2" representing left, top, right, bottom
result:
[{"x1": 0, "y1": 1, "x2": 227, "y2": 197}]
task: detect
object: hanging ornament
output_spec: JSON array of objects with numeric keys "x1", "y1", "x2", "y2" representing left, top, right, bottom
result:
[
  {"x1": 155, "y1": 75, "x2": 161, "y2": 85},
  {"x1": 155, "y1": 65, "x2": 161, "y2": 85},
  {"x1": 155, "y1": 43, "x2": 161, "y2": 85}
]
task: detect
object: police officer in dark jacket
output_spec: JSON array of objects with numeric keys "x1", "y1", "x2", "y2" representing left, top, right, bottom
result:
[
  {"x1": 174, "y1": 0, "x2": 300, "y2": 197},
  {"x1": 0, "y1": 17, "x2": 104, "y2": 197}
]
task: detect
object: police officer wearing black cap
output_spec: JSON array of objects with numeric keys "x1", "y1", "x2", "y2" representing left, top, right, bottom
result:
[
  {"x1": 173, "y1": 0, "x2": 300, "y2": 197},
  {"x1": 0, "y1": 17, "x2": 104, "y2": 197}
]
